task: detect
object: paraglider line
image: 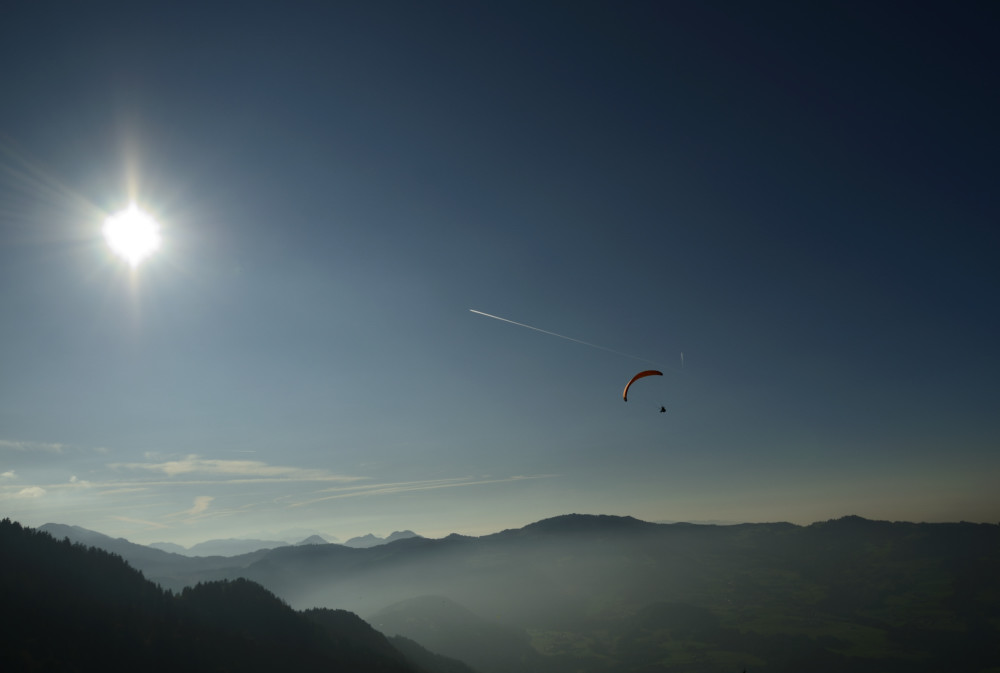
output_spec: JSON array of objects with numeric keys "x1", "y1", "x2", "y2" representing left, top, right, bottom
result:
[{"x1": 470, "y1": 309, "x2": 661, "y2": 365}]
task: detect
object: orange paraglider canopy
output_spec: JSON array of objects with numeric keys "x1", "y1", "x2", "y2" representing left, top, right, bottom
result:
[{"x1": 623, "y1": 370, "x2": 663, "y2": 401}]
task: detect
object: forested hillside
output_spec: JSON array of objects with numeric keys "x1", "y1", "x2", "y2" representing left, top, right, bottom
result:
[{"x1": 0, "y1": 518, "x2": 459, "y2": 673}]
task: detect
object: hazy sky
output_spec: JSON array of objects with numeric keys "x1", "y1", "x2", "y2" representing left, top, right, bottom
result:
[{"x1": 1, "y1": 1, "x2": 997, "y2": 546}]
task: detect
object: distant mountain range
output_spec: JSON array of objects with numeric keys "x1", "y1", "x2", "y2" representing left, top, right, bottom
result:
[
  {"x1": 148, "y1": 537, "x2": 291, "y2": 557},
  {"x1": 33, "y1": 514, "x2": 1000, "y2": 673},
  {"x1": 140, "y1": 529, "x2": 419, "y2": 557},
  {"x1": 344, "y1": 530, "x2": 420, "y2": 548}
]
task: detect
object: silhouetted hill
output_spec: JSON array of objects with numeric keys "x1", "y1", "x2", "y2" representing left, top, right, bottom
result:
[
  {"x1": 515, "y1": 513, "x2": 657, "y2": 536},
  {"x1": 0, "y1": 518, "x2": 469, "y2": 673},
  {"x1": 346, "y1": 530, "x2": 421, "y2": 548},
  {"x1": 149, "y1": 540, "x2": 187, "y2": 554},
  {"x1": 297, "y1": 534, "x2": 329, "y2": 545}
]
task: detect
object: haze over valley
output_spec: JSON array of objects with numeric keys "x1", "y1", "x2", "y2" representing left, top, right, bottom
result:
[{"x1": 21, "y1": 513, "x2": 1000, "y2": 673}]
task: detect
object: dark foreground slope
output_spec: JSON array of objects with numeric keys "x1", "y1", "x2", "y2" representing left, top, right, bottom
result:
[{"x1": 0, "y1": 518, "x2": 461, "y2": 673}]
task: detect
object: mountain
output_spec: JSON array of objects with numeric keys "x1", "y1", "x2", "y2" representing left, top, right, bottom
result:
[
  {"x1": 40, "y1": 522, "x2": 194, "y2": 575},
  {"x1": 220, "y1": 515, "x2": 1000, "y2": 672},
  {"x1": 345, "y1": 533, "x2": 383, "y2": 547},
  {"x1": 345, "y1": 530, "x2": 420, "y2": 548},
  {"x1": 149, "y1": 540, "x2": 187, "y2": 554},
  {"x1": 514, "y1": 512, "x2": 656, "y2": 536},
  {"x1": 186, "y1": 537, "x2": 289, "y2": 557},
  {"x1": 257, "y1": 527, "x2": 340, "y2": 544},
  {"x1": 36, "y1": 514, "x2": 1000, "y2": 672},
  {"x1": 1, "y1": 518, "x2": 470, "y2": 673},
  {"x1": 40, "y1": 522, "x2": 281, "y2": 591},
  {"x1": 148, "y1": 538, "x2": 290, "y2": 557},
  {"x1": 297, "y1": 534, "x2": 330, "y2": 545}
]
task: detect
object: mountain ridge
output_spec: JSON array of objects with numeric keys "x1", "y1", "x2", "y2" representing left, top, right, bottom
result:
[
  {"x1": 344, "y1": 530, "x2": 421, "y2": 548},
  {"x1": 1, "y1": 518, "x2": 471, "y2": 673},
  {"x1": 22, "y1": 514, "x2": 1000, "y2": 672}
]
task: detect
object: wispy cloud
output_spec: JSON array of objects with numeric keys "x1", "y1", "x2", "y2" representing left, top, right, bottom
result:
[
  {"x1": 110, "y1": 455, "x2": 362, "y2": 483},
  {"x1": 13, "y1": 486, "x2": 46, "y2": 498},
  {"x1": 163, "y1": 496, "x2": 251, "y2": 526},
  {"x1": 114, "y1": 498, "x2": 242, "y2": 532},
  {"x1": 1, "y1": 470, "x2": 15, "y2": 479},
  {"x1": 97, "y1": 487, "x2": 149, "y2": 496},
  {"x1": 109, "y1": 515, "x2": 169, "y2": 530},
  {"x1": 0, "y1": 439, "x2": 65, "y2": 453},
  {"x1": 289, "y1": 474, "x2": 557, "y2": 507},
  {"x1": 185, "y1": 495, "x2": 213, "y2": 516}
]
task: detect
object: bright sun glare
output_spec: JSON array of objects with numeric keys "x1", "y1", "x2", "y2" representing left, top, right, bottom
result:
[{"x1": 103, "y1": 203, "x2": 161, "y2": 267}]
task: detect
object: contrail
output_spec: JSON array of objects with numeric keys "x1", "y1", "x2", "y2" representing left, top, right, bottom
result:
[{"x1": 470, "y1": 309, "x2": 661, "y2": 365}]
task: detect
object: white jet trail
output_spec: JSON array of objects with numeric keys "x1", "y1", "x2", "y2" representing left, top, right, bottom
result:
[{"x1": 470, "y1": 309, "x2": 661, "y2": 365}]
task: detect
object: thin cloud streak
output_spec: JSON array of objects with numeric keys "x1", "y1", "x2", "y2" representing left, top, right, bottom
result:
[
  {"x1": 2, "y1": 477, "x2": 358, "y2": 494},
  {"x1": 11, "y1": 486, "x2": 46, "y2": 499},
  {"x1": 2, "y1": 472, "x2": 558, "y2": 499},
  {"x1": 97, "y1": 487, "x2": 150, "y2": 496},
  {"x1": 0, "y1": 439, "x2": 66, "y2": 453},
  {"x1": 164, "y1": 500, "x2": 252, "y2": 526},
  {"x1": 109, "y1": 515, "x2": 169, "y2": 530},
  {"x1": 110, "y1": 455, "x2": 361, "y2": 481},
  {"x1": 0, "y1": 453, "x2": 367, "y2": 502},
  {"x1": 290, "y1": 473, "x2": 558, "y2": 507}
]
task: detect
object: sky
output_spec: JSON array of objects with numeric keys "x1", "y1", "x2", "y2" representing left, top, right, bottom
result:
[{"x1": 1, "y1": 1, "x2": 997, "y2": 546}]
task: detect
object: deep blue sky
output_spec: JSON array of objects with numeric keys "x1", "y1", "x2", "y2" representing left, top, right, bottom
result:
[{"x1": 1, "y1": 1, "x2": 997, "y2": 545}]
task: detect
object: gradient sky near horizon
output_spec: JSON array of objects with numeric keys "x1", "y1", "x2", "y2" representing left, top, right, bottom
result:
[{"x1": 1, "y1": 1, "x2": 997, "y2": 546}]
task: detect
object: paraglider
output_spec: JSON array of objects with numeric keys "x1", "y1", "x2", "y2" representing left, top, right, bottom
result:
[{"x1": 622, "y1": 369, "x2": 663, "y2": 401}]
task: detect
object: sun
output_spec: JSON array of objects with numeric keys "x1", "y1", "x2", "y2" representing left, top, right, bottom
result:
[{"x1": 103, "y1": 203, "x2": 161, "y2": 267}]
